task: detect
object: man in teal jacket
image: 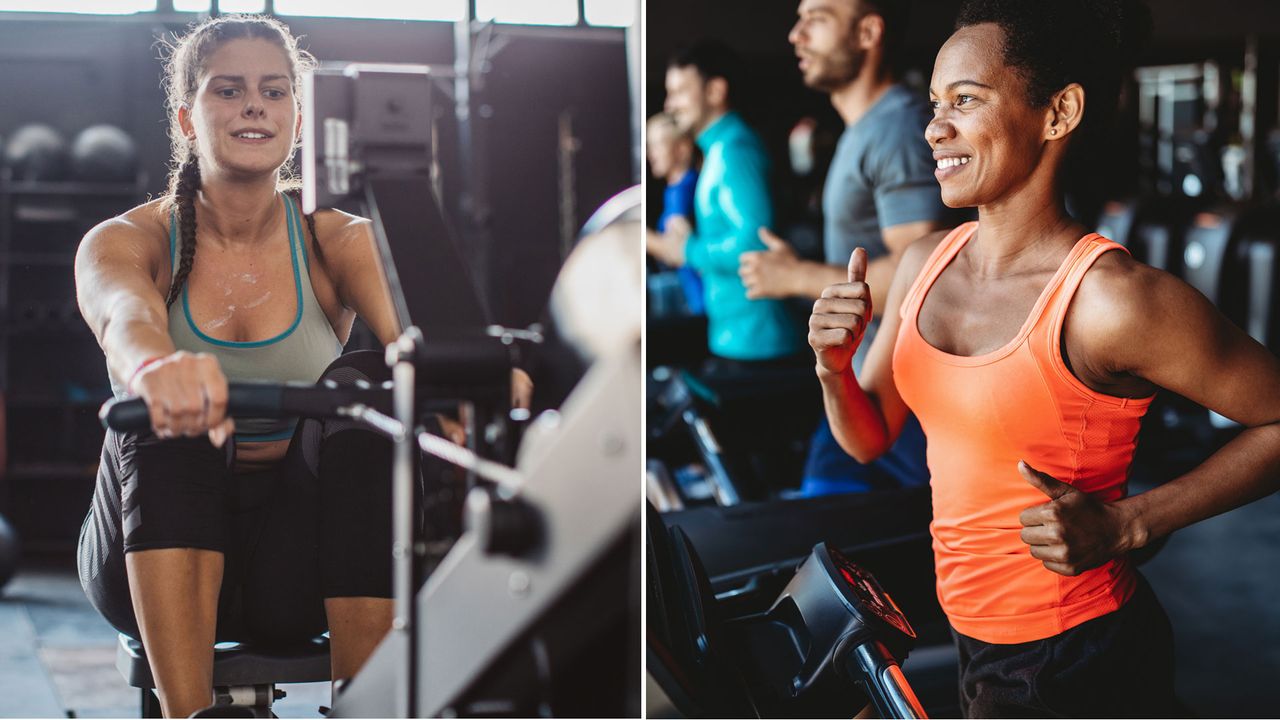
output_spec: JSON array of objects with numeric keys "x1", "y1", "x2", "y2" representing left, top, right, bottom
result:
[{"x1": 647, "y1": 41, "x2": 804, "y2": 362}]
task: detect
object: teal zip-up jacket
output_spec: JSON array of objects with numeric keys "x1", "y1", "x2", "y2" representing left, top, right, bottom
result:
[{"x1": 685, "y1": 112, "x2": 803, "y2": 360}]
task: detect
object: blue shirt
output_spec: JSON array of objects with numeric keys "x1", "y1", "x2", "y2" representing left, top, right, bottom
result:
[
  {"x1": 660, "y1": 169, "x2": 705, "y2": 316},
  {"x1": 659, "y1": 168, "x2": 697, "y2": 233},
  {"x1": 684, "y1": 112, "x2": 803, "y2": 360}
]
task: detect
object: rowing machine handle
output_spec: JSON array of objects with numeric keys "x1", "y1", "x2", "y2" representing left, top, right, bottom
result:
[{"x1": 99, "y1": 382, "x2": 287, "y2": 432}]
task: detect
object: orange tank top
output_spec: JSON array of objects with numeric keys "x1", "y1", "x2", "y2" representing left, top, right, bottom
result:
[{"x1": 892, "y1": 222, "x2": 1154, "y2": 643}]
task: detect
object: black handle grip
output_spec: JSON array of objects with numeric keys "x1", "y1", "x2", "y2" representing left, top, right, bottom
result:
[
  {"x1": 100, "y1": 382, "x2": 292, "y2": 431},
  {"x1": 99, "y1": 396, "x2": 150, "y2": 431}
]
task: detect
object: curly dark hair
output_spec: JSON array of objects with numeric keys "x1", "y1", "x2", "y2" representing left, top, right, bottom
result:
[
  {"x1": 955, "y1": 0, "x2": 1152, "y2": 147},
  {"x1": 157, "y1": 14, "x2": 322, "y2": 309}
]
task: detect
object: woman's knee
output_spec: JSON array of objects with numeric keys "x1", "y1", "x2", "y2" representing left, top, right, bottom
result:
[
  {"x1": 318, "y1": 350, "x2": 390, "y2": 385},
  {"x1": 114, "y1": 431, "x2": 234, "y2": 553}
]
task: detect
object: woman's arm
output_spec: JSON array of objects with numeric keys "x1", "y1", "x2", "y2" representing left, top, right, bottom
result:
[
  {"x1": 325, "y1": 215, "x2": 402, "y2": 346},
  {"x1": 75, "y1": 216, "x2": 232, "y2": 443},
  {"x1": 76, "y1": 218, "x2": 174, "y2": 384},
  {"x1": 812, "y1": 231, "x2": 944, "y2": 462},
  {"x1": 1111, "y1": 272, "x2": 1280, "y2": 541},
  {"x1": 1019, "y1": 258, "x2": 1280, "y2": 575}
]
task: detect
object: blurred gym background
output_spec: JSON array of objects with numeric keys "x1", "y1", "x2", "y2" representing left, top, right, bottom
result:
[
  {"x1": 0, "y1": 1, "x2": 635, "y2": 716},
  {"x1": 646, "y1": 1, "x2": 1280, "y2": 716}
]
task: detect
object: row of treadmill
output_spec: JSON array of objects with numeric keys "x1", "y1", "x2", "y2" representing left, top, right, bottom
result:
[{"x1": 1096, "y1": 197, "x2": 1279, "y2": 355}]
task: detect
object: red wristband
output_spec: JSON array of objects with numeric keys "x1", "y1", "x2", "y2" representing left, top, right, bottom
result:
[{"x1": 127, "y1": 356, "x2": 165, "y2": 395}]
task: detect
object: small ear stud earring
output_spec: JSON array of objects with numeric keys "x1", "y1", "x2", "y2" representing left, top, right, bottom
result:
[{"x1": 1050, "y1": 128, "x2": 1058, "y2": 135}]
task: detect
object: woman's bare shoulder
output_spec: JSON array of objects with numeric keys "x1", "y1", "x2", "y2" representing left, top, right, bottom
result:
[
  {"x1": 1072, "y1": 248, "x2": 1204, "y2": 352},
  {"x1": 80, "y1": 197, "x2": 172, "y2": 265},
  {"x1": 309, "y1": 207, "x2": 372, "y2": 252},
  {"x1": 1075, "y1": 248, "x2": 1161, "y2": 312}
]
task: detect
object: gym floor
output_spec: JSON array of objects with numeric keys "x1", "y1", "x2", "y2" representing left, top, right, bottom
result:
[{"x1": 0, "y1": 561, "x2": 328, "y2": 719}]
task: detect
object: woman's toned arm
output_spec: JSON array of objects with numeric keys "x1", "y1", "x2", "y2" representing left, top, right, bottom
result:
[
  {"x1": 1019, "y1": 257, "x2": 1280, "y2": 575},
  {"x1": 811, "y1": 231, "x2": 944, "y2": 463},
  {"x1": 75, "y1": 215, "x2": 233, "y2": 443},
  {"x1": 322, "y1": 214, "x2": 401, "y2": 346},
  {"x1": 76, "y1": 218, "x2": 174, "y2": 385}
]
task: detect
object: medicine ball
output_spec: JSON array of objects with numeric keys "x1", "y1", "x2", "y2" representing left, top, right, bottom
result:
[
  {"x1": 4, "y1": 123, "x2": 69, "y2": 182},
  {"x1": 70, "y1": 124, "x2": 139, "y2": 182},
  {"x1": 0, "y1": 513, "x2": 19, "y2": 593}
]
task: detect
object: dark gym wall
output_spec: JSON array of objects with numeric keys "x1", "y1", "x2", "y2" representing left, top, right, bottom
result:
[
  {"x1": 480, "y1": 28, "x2": 633, "y2": 327},
  {"x1": 0, "y1": 21, "x2": 161, "y2": 187},
  {"x1": 0, "y1": 15, "x2": 456, "y2": 203}
]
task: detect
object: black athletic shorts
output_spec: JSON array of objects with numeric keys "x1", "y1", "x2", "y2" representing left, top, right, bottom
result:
[
  {"x1": 76, "y1": 351, "x2": 452, "y2": 644},
  {"x1": 953, "y1": 573, "x2": 1190, "y2": 718}
]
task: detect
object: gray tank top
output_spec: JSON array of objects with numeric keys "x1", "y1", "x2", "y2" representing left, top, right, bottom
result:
[{"x1": 108, "y1": 194, "x2": 343, "y2": 441}]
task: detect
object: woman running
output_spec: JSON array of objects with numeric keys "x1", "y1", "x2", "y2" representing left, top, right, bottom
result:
[{"x1": 810, "y1": 0, "x2": 1280, "y2": 715}]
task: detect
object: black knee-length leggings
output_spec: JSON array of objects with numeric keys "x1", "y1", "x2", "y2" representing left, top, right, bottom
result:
[{"x1": 76, "y1": 351, "x2": 436, "y2": 645}]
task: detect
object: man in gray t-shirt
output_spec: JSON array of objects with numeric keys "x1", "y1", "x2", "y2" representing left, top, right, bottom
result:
[
  {"x1": 817, "y1": 83, "x2": 947, "y2": 371},
  {"x1": 739, "y1": 0, "x2": 953, "y2": 495}
]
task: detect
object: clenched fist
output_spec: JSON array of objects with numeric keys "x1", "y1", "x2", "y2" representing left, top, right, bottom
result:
[{"x1": 130, "y1": 351, "x2": 234, "y2": 446}]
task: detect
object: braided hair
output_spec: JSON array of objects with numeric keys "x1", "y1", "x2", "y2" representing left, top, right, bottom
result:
[{"x1": 159, "y1": 14, "x2": 322, "y2": 308}]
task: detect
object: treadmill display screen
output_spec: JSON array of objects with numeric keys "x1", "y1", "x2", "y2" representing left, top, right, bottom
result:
[{"x1": 829, "y1": 547, "x2": 915, "y2": 639}]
